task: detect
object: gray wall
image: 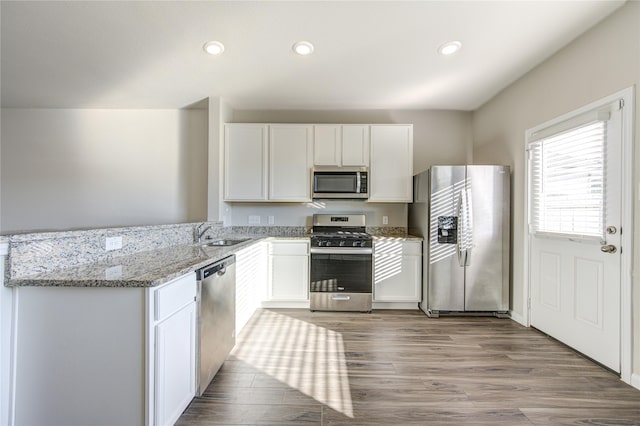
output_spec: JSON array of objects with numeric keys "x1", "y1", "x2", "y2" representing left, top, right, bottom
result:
[
  {"x1": 1, "y1": 106, "x2": 471, "y2": 232},
  {"x1": 0, "y1": 108, "x2": 208, "y2": 233},
  {"x1": 471, "y1": 2, "x2": 640, "y2": 372}
]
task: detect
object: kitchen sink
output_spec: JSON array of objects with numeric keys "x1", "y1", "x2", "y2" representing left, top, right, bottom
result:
[{"x1": 201, "y1": 238, "x2": 251, "y2": 247}]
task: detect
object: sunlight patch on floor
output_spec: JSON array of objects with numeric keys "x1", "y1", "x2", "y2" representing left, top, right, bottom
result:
[{"x1": 232, "y1": 310, "x2": 354, "y2": 417}]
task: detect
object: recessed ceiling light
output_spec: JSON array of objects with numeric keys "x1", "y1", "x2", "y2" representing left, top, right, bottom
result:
[
  {"x1": 292, "y1": 41, "x2": 314, "y2": 56},
  {"x1": 203, "y1": 41, "x2": 225, "y2": 55},
  {"x1": 438, "y1": 41, "x2": 462, "y2": 56}
]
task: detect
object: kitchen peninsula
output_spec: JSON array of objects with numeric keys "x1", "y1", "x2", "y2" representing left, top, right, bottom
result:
[
  {"x1": 4, "y1": 222, "x2": 290, "y2": 426},
  {"x1": 3, "y1": 221, "x2": 420, "y2": 426}
]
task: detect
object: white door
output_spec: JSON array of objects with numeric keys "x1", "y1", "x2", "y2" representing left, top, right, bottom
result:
[{"x1": 528, "y1": 99, "x2": 623, "y2": 372}]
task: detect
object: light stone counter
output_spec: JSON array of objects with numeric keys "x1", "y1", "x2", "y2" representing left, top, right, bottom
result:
[
  {"x1": 4, "y1": 222, "x2": 312, "y2": 288},
  {"x1": 6, "y1": 238, "x2": 263, "y2": 288},
  {"x1": 6, "y1": 235, "x2": 313, "y2": 288},
  {"x1": 3, "y1": 222, "x2": 425, "y2": 287}
]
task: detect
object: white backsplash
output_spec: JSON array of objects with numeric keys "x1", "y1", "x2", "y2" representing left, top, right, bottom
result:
[{"x1": 225, "y1": 200, "x2": 408, "y2": 228}]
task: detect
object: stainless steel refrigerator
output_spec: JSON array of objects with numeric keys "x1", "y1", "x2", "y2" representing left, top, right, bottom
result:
[{"x1": 409, "y1": 165, "x2": 510, "y2": 317}]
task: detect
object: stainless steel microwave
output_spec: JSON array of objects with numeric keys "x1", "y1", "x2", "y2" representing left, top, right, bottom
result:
[{"x1": 312, "y1": 166, "x2": 368, "y2": 199}]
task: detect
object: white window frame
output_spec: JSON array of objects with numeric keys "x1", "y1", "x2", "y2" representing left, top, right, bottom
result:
[{"x1": 529, "y1": 119, "x2": 607, "y2": 241}]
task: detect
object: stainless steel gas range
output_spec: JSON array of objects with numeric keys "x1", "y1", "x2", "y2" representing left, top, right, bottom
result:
[{"x1": 309, "y1": 214, "x2": 372, "y2": 312}]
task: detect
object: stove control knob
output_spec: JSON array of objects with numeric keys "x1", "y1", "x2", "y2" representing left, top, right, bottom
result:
[
  {"x1": 325, "y1": 241, "x2": 332, "y2": 247},
  {"x1": 352, "y1": 241, "x2": 359, "y2": 247},
  {"x1": 339, "y1": 241, "x2": 345, "y2": 247}
]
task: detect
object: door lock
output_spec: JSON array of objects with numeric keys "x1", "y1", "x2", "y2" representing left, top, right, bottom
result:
[
  {"x1": 606, "y1": 226, "x2": 617, "y2": 235},
  {"x1": 600, "y1": 244, "x2": 617, "y2": 253}
]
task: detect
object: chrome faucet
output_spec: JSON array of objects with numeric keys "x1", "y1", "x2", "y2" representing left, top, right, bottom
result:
[{"x1": 195, "y1": 223, "x2": 212, "y2": 243}]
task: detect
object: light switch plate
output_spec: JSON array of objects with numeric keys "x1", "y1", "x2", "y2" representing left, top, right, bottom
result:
[
  {"x1": 248, "y1": 215, "x2": 260, "y2": 225},
  {"x1": 268, "y1": 216, "x2": 275, "y2": 225},
  {"x1": 382, "y1": 216, "x2": 389, "y2": 225},
  {"x1": 105, "y1": 236, "x2": 122, "y2": 251}
]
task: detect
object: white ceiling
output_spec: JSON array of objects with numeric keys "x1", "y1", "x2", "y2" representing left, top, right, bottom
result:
[{"x1": 0, "y1": 1, "x2": 626, "y2": 111}]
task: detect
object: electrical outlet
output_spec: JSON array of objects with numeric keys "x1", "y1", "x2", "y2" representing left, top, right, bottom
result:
[
  {"x1": 248, "y1": 215, "x2": 260, "y2": 225},
  {"x1": 105, "y1": 265, "x2": 123, "y2": 280},
  {"x1": 268, "y1": 216, "x2": 275, "y2": 225},
  {"x1": 105, "y1": 236, "x2": 122, "y2": 251},
  {"x1": 382, "y1": 216, "x2": 389, "y2": 225}
]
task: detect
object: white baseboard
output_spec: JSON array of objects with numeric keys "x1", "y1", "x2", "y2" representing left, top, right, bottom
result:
[
  {"x1": 260, "y1": 301, "x2": 310, "y2": 309},
  {"x1": 509, "y1": 310, "x2": 527, "y2": 326},
  {"x1": 372, "y1": 302, "x2": 419, "y2": 310},
  {"x1": 259, "y1": 301, "x2": 420, "y2": 310},
  {"x1": 632, "y1": 373, "x2": 640, "y2": 391}
]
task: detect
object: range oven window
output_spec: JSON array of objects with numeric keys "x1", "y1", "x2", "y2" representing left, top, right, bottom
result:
[{"x1": 310, "y1": 253, "x2": 372, "y2": 293}]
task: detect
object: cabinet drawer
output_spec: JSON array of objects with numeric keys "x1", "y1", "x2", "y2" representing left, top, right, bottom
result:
[
  {"x1": 374, "y1": 240, "x2": 422, "y2": 256},
  {"x1": 155, "y1": 273, "x2": 197, "y2": 322},
  {"x1": 269, "y1": 241, "x2": 309, "y2": 256}
]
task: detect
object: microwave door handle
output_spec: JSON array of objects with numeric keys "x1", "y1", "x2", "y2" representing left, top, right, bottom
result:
[{"x1": 356, "y1": 172, "x2": 361, "y2": 194}]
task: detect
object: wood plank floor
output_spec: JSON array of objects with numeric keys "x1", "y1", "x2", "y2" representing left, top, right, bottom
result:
[{"x1": 176, "y1": 309, "x2": 640, "y2": 425}]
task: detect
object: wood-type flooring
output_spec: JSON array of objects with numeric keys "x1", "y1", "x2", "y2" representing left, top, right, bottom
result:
[{"x1": 177, "y1": 309, "x2": 640, "y2": 425}]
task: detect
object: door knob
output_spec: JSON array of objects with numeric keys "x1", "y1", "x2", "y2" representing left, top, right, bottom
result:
[{"x1": 601, "y1": 244, "x2": 617, "y2": 253}]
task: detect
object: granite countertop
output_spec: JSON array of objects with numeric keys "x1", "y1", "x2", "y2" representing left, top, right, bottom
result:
[
  {"x1": 5, "y1": 232, "x2": 422, "y2": 288},
  {"x1": 7, "y1": 237, "x2": 287, "y2": 288}
]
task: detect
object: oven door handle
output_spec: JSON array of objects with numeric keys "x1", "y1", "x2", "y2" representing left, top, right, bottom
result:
[{"x1": 310, "y1": 248, "x2": 373, "y2": 255}]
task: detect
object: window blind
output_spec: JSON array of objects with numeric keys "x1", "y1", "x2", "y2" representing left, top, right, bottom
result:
[{"x1": 529, "y1": 120, "x2": 606, "y2": 240}]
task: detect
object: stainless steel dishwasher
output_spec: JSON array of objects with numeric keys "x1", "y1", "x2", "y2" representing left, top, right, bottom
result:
[{"x1": 195, "y1": 255, "x2": 236, "y2": 396}]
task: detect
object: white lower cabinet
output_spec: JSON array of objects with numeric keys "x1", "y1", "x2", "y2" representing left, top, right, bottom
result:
[
  {"x1": 373, "y1": 239, "x2": 422, "y2": 303},
  {"x1": 235, "y1": 241, "x2": 268, "y2": 334},
  {"x1": 150, "y1": 274, "x2": 197, "y2": 426},
  {"x1": 12, "y1": 273, "x2": 197, "y2": 426},
  {"x1": 264, "y1": 239, "x2": 310, "y2": 307},
  {"x1": 154, "y1": 303, "x2": 196, "y2": 426}
]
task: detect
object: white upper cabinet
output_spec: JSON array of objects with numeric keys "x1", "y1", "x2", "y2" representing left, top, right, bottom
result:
[
  {"x1": 313, "y1": 124, "x2": 369, "y2": 167},
  {"x1": 368, "y1": 125, "x2": 413, "y2": 202},
  {"x1": 225, "y1": 123, "x2": 411, "y2": 203},
  {"x1": 224, "y1": 124, "x2": 312, "y2": 202},
  {"x1": 341, "y1": 125, "x2": 370, "y2": 166},
  {"x1": 269, "y1": 124, "x2": 313, "y2": 201},
  {"x1": 314, "y1": 125, "x2": 341, "y2": 166},
  {"x1": 224, "y1": 124, "x2": 268, "y2": 201}
]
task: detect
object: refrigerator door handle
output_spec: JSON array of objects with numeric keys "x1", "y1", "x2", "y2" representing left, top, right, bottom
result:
[
  {"x1": 456, "y1": 190, "x2": 466, "y2": 267},
  {"x1": 464, "y1": 187, "x2": 473, "y2": 266}
]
